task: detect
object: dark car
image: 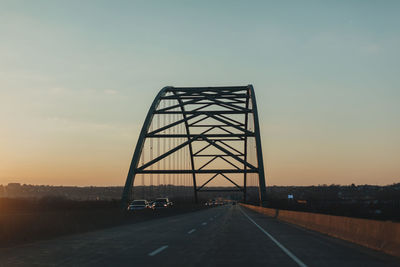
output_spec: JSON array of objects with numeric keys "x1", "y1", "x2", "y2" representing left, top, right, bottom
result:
[
  {"x1": 152, "y1": 198, "x2": 173, "y2": 209},
  {"x1": 127, "y1": 200, "x2": 150, "y2": 211}
]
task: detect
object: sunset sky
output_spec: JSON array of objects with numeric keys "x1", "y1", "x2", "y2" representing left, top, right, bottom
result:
[{"x1": 1, "y1": 1, "x2": 399, "y2": 186}]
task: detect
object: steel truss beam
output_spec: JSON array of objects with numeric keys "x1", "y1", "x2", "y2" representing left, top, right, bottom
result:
[
  {"x1": 121, "y1": 85, "x2": 267, "y2": 208},
  {"x1": 137, "y1": 170, "x2": 258, "y2": 174}
]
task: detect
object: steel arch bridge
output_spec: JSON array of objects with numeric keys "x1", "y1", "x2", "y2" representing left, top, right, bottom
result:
[{"x1": 122, "y1": 85, "x2": 267, "y2": 207}]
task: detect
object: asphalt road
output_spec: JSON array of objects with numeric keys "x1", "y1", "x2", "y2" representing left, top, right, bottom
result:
[{"x1": 1, "y1": 205, "x2": 399, "y2": 267}]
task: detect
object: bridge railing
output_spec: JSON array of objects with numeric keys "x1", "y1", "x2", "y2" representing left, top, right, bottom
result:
[{"x1": 241, "y1": 203, "x2": 400, "y2": 258}]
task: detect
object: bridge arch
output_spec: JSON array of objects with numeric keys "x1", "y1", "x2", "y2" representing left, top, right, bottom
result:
[{"x1": 122, "y1": 85, "x2": 267, "y2": 207}]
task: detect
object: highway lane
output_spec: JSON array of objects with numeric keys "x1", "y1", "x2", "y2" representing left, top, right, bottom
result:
[{"x1": 0, "y1": 205, "x2": 399, "y2": 267}]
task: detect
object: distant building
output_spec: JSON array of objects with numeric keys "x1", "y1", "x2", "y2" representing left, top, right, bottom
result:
[{"x1": 7, "y1": 183, "x2": 21, "y2": 188}]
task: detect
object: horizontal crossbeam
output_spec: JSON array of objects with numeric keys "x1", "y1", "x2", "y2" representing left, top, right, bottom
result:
[
  {"x1": 197, "y1": 189, "x2": 244, "y2": 192},
  {"x1": 154, "y1": 110, "x2": 251, "y2": 114},
  {"x1": 147, "y1": 134, "x2": 254, "y2": 138},
  {"x1": 160, "y1": 95, "x2": 248, "y2": 100},
  {"x1": 136, "y1": 169, "x2": 258, "y2": 174},
  {"x1": 167, "y1": 86, "x2": 247, "y2": 91},
  {"x1": 193, "y1": 154, "x2": 244, "y2": 157}
]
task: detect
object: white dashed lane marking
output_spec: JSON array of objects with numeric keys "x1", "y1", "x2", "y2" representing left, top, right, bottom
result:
[{"x1": 148, "y1": 245, "x2": 168, "y2": 256}]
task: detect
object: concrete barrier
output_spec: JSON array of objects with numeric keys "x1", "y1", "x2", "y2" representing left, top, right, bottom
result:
[{"x1": 240, "y1": 203, "x2": 400, "y2": 258}]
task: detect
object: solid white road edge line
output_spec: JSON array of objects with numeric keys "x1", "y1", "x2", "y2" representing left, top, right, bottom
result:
[
  {"x1": 148, "y1": 245, "x2": 169, "y2": 256},
  {"x1": 240, "y1": 207, "x2": 308, "y2": 267}
]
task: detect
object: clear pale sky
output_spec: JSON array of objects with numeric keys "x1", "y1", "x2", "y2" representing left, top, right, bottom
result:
[{"x1": 1, "y1": 1, "x2": 399, "y2": 186}]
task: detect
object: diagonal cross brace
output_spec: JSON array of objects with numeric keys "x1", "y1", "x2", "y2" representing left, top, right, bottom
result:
[
  {"x1": 216, "y1": 140, "x2": 244, "y2": 155},
  {"x1": 197, "y1": 92, "x2": 250, "y2": 113},
  {"x1": 156, "y1": 97, "x2": 204, "y2": 112},
  {"x1": 147, "y1": 113, "x2": 201, "y2": 136},
  {"x1": 137, "y1": 135, "x2": 198, "y2": 171},
  {"x1": 208, "y1": 113, "x2": 253, "y2": 135},
  {"x1": 219, "y1": 156, "x2": 241, "y2": 170},
  {"x1": 202, "y1": 136, "x2": 257, "y2": 170},
  {"x1": 220, "y1": 173, "x2": 243, "y2": 190},
  {"x1": 197, "y1": 173, "x2": 220, "y2": 191},
  {"x1": 198, "y1": 156, "x2": 219, "y2": 170}
]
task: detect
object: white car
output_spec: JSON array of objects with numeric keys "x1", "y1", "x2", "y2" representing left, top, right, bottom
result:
[{"x1": 127, "y1": 200, "x2": 150, "y2": 211}]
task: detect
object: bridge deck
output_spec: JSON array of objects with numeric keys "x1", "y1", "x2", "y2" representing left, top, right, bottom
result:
[{"x1": 1, "y1": 205, "x2": 398, "y2": 266}]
